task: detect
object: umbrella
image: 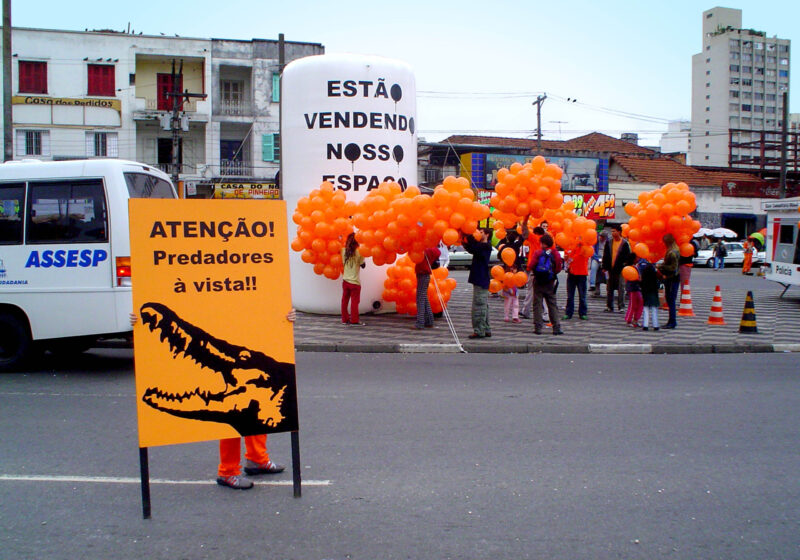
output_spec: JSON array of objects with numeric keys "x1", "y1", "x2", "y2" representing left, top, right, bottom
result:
[
  {"x1": 693, "y1": 227, "x2": 714, "y2": 238},
  {"x1": 748, "y1": 232, "x2": 765, "y2": 245},
  {"x1": 711, "y1": 227, "x2": 737, "y2": 239}
]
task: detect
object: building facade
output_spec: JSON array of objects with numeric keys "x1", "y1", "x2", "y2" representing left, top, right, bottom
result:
[
  {"x1": 690, "y1": 7, "x2": 790, "y2": 167},
  {"x1": 2, "y1": 27, "x2": 323, "y2": 197}
]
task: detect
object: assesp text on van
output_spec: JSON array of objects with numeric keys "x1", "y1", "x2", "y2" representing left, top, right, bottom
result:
[{"x1": 25, "y1": 249, "x2": 108, "y2": 268}]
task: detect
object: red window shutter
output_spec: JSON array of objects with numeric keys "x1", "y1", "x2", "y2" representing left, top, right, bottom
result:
[
  {"x1": 19, "y1": 61, "x2": 47, "y2": 94},
  {"x1": 157, "y1": 73, "x2": 183, "y2": 111},
  {"x1": 88, "y1": 64, "x2": 115, "y2": 96}
]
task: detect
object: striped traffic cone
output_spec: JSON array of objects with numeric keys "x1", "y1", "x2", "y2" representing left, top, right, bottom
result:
[
  {"x1": 707, "y1": 285, "x2": 726, "y2": 325},
  {"x1": 677, "y1": 280, "x2": 695, "y2": 317},
  {"x1": 738, "y1": 291, "x2": 758, "y2": 333}
]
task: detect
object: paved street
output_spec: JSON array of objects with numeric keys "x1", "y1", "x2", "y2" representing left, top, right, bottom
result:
[
  {"x1": 1, "y1": 351, "x2": 799, "y2": 559},
  {"x1": 294, "y1": 266, "x2": 800, "y2": 352}
]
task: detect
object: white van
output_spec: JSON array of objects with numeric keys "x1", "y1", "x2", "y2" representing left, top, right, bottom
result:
[
  {"x1": 763, "y1": 197, "x2": 800, "y2": 296},
  {"x1": 0, "y1": 159, "x2": 177, "y2": 370}
]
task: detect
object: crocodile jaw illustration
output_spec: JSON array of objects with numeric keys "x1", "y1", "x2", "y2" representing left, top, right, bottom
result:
[{"x1": 139, "y1": 302, "x2": 296, "y2": 435}]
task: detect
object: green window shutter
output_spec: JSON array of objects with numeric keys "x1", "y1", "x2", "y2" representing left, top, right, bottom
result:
[
  {"x1": 272, "y1": 73, "x2": 280, "y2": 103},
  {"x1": 262, "y1": 134, "x2": 274, "y2": 162},
  {"x1": 272, "y1": 133, "x2": 280, "y2": 162}
]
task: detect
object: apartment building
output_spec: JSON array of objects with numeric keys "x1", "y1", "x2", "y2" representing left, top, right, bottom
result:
[
  {"x1": 2, "y1": 27, "x2": 323, "y2": 195},
  {"x1": 690, "y1": 7, "x2": 790, "y2": 167}
]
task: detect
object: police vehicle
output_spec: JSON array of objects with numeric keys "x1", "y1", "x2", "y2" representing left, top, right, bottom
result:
[
  {"x1": 0, "y1": 159, "x2": 177, "y2": 370},
  {"x1": 763, "y1": 197, "x2": 800, "y2": 296}
]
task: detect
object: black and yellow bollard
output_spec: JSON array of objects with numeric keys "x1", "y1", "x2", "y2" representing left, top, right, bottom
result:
[{"x1": 738, "y1": 291, "x2": 758, "y2": 334}]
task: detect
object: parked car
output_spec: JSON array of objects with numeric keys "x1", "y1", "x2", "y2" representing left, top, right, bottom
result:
[
  {"x1": 447, "y1": 245, "x2": 500, "y2": 269},
  {"x1": 693, "y1": 242, "x2": 763, "y2": 267}
]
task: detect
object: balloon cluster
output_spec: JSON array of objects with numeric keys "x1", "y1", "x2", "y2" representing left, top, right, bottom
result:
[
  {"x1": 538, "y1": 202, "x2": 598, "y2": 258},
  {"x1": 353, "y1": 177, "x2": 490, "y2": 265},
  {"x1": 489, "y1": 156, "x2": 565, "y2": 240},
  {"x1": 382, "y1": 256, "x2": 456, "y2": 315},
  {"x1": 622, "y1": 182, "x2": 701, "y2": 262},
  {"x1": 291, "y1": 182, "x2": 357, "y2": 279},
  {"x1": 489, "y1": 264, "x2": 528, "y2": 294}
]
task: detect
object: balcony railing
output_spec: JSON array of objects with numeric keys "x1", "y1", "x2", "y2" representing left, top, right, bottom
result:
[
  {"x1": 154, "y1": 163, "x2": 197, "y2": 175},
  {"x1": 220, "y1": 159, "x2": 252, "y2": 177},
  {"x1": 219, "y1": 99, "x2": 252, "y2": 116}
]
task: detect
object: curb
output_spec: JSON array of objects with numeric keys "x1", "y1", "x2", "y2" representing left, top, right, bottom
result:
[
  {"x1": 94, "y1": 340, "x2": 800, "y2": 355},
  {"x1": 290, "y1": 343, "x2": 800, "y2": 354}
]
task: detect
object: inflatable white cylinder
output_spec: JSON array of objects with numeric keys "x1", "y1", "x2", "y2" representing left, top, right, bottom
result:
[{"x1": 282, "y1": 54, "x2": 417, "y2": 314}]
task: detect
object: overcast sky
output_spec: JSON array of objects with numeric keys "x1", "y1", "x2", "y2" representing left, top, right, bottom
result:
[{"x1": 12, "y1": 0, "x2": 800, "y2": 146}]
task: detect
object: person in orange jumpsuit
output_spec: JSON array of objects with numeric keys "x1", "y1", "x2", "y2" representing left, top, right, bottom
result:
[
  {"x1": 215, "y1": 306, "x2": 295, "y2": 489},
  {"x1": 742, "y1": 238, "x2": 754, "y2": 275},
  {"x1": 130, "y1": 309, "x2": 295, "y2": 491}
]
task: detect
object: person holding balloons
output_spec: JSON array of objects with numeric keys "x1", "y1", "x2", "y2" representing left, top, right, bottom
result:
[
  {"x1": 622, "y1": 264, "x2": 643, "y2": 328},
  {"x1": 563, "y1": 244, "x2": 590, "y2": 321},
  {"x1": 530, "y1": 233, "x2": 564, "y2": 335},
  {"x1": 464, "y1": 228, "x2": 493, "y2": 339},
  {"x1": 341, "y1": 232, "x2": 366, "y2": 326},
  {"x1": 521, "y1": 224, "x2": 546, "y2": 319},
  {"x1": 414, "y1": 245, "x2": 441, "y2": 329},
  {"x1": 601, "y1": 224, "x2": 634, "y2": 313},
  {"x1": 638, "y1": 258, "x2": 660, "y2": 331},
  {"x1": 657, "y1": 233, "x2": 681, "y2": 329}
]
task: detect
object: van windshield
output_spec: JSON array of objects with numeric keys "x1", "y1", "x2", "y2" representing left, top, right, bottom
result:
[{"x1": 124, "y1": 173, "x2": 176, "y2": 199}]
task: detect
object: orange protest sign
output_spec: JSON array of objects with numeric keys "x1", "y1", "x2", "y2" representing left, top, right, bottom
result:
[{"x1": 129, "y1": 199, "x2": 297, "y2": 448}]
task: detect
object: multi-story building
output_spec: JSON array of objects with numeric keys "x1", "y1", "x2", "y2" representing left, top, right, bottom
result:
[
  {"x1": 660, "y1": 120, "x2": 690, "y2": 157},
  {"x1": 690, "y1": 7, "x2": 790, "y2": 167},
  {"x1": 2, "y1": 27, "x2": 323, "y2": 196}
]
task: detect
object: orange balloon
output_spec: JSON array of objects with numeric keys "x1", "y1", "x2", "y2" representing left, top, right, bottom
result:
[
  {"x1": 622, "y1": 265, "x2": 639, "y2": 282},
  {"x1": 489, "y1": 279, "x2": 502, "y2": 293},
  {"x1": 501, "y1": 247, "x2": 516, "y2": 267},
  {"x1": 442, "y1": 228, "x2": 460, "y2": 246},
  {"x1": 491, "y1": 265, "x2": 505, "y2": 280}
]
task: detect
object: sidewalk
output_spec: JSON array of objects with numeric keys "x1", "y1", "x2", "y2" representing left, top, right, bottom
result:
[{"x1": 294, "y1": 268, "x2": 800, "y2": 354}]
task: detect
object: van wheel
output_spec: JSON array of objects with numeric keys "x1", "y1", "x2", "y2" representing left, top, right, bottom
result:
[
  {"x1": 0, "y1": 312, "x2": 32, "y2": 372},
  {"x1": 706, "y1": 258, "x2": 715, "y2": 268}
]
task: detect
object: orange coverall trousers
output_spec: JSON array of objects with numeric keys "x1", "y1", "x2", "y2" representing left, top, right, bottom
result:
[{"x1": 218, "y1": 435, "x2": 270, "y2": 477}]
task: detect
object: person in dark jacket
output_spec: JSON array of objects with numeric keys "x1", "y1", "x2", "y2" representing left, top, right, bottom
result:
[
  {"x1": 601, "y1": 224, "x2": 633, "y2": 313},
  {"x1": 464, "y1": 228, "x2": 493, "y2": 339}
]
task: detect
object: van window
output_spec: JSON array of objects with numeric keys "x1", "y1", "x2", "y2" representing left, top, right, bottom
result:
[
  {"x1": 27, "y1": 179, "x2": 108, "y2": 244},
  {"x1": 124, "y1": 173, "x2": 175, "y2": 198},
  {"x1": 0, "y1": 183, "x2": 24, "y2": 245}
]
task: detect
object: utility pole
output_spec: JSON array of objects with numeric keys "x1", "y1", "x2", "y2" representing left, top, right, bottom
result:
[
  {"x1": 532, "y1": 94, "x2": 547, "y2": 153},
  {"x1": 778, "y1": 89, "x2": 789, "y2": 199},
  {"x1": 3, "y1": 0, "x2": 12, "y2": 162},
  {"x1": 166, "y1": 59, "x2": 206, "y2": 188},
  {"x1": 277, "y1": 33, "x2": 284, "y2": 199}
]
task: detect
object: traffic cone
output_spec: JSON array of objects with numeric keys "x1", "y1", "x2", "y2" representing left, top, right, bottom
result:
[
  {"x1": 707, "y1": 285, "x2": 726, "y2": 325},
  {"x1": 678, "y1": 280, "x2": 695, "y2": 317},
  {"x1": 659, "y1": 285, "x2": 668, "y2": 310},
  {"x1": 738, "y1": 291, "x2": 758, "y2": 333}
]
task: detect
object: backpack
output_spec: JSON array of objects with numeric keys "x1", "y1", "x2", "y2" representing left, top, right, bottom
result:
[
  {"x1": 533, "y1": 251, "x2": 556, "y2": 284},
  {"x1": 718, "y1": 244, "x2": 728, "y2": 257}
]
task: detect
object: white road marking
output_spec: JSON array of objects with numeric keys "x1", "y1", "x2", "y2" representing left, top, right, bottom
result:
[{"x1": 0, "y1": 474, "x2": 330, "y2": 486}]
